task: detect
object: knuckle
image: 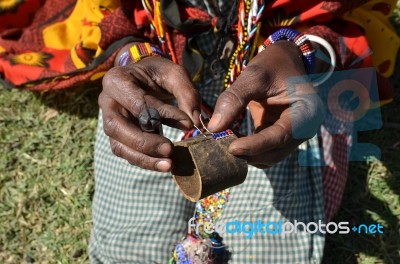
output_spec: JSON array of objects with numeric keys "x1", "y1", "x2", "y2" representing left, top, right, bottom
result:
[
  {"x1": 276, "y1": 127, "x2": 292, "y2": 146},
  {"x1": 136, "y1": 154, "x2": 150, "y2": 169},
  {"x1": 139, "y1": 60, "x2": 158, "y2": 76},
  {"x1": 103, "y1": 115, "x2": 119, "y2": 137},
  {"x1": 157, "y1": 105, "x2": 182, "y2": 121},
  {"x1": 103, "y1": 67, "x2": 141, "y2": 94},
  {"x1": 157, "y1": 106, "x2": 172, "y2": 119},
  {"x1": 110, "y1": 139, "x2": 123, "y2": 157},
  {"x1": 98, "y1": 92, "x2": 112, "y2": 110},
  {"x1": 132, "y1": 137, "x2": 147, "y2": 153},
  {"x1": 222, "y1": 89, "x2": 246, "y2": 108},
  {"x1": 130, "y1": 97, "x2": 146, "y2": 114},
  {"x1": 98, "y1": 92, "x2": 106, "y2": 108},
  {"x1": 102, "y1": 67, "x2": 122, "y2": 88}
]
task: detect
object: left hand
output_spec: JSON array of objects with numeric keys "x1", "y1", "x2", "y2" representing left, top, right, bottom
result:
[{"x1": 207, "y1": 41, "x2": 324, "y2": 168}]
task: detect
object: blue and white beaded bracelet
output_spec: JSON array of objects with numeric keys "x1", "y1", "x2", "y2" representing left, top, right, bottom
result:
[{"x1": 259, "y1": 28, "x2": 316, "y2": 74}]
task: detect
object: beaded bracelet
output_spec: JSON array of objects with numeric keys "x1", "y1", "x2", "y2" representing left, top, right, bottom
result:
[
  {"x1": 117, "y1": 42, "x2": 166, "y2": 66},
  {"x1": 212, "y1": 129, "x2": 233, "y2": 140},
  {"x1": 259, "y1": 28, "x2": 316, "y2": 74},
  {"x1": 306, "y1": 34, "x2": 336, "y2": 86}
]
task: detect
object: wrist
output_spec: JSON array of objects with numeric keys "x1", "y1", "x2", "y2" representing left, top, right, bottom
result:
[
  {"x1": 259, "y1": 28, "x2": 316, "y2": 75},
  {"x1": 114, "y1": 43, "x2": 139, "y2": 66},
  {"x1": 114, "y1": 42, "x2": 166, "y2": 67},
  {"x1": 257, "y1": 40, "x2": 309, "y2": 77}
]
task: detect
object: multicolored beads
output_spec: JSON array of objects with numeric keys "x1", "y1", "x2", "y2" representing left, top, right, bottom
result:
[
  {"x1": 171, "y1": 190, "x2": 230, "y2": 264},
  {"x1": 211, "y1": 129, "x2": 233, "y2": 140},
  {"x1": 260, "y1": 28, "x2": 316, "y2": 74},
  {"x1": 118, "y1": 42, "x2": 166, "y2": 66}
]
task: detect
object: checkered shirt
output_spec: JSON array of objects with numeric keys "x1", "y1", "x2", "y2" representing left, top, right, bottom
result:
[{"x1": 89, "y1": 0, "x2": 351, "y2": 263}]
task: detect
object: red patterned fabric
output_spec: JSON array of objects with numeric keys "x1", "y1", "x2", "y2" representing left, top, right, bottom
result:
[
  {"x1": 0, "y1": 0, "x2": 45, "y2": 32},
  {"x1": 0, "y1": 0, "x2": 396, "y2": 93},
  {"x1": 320, "y1": 127, "x2": 352, "y2": 221},
  {"x1": 0, "y1": 0, "x2": 398, "y2": 225}
]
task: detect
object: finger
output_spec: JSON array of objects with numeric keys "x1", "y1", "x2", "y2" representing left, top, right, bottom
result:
[
  {"x1": 145, "y1": 95, "x2": 194, "y2": 130},
  {"x1": 244, "y1": 141, "x2": 302, "y2": 168},
  {"x1": 100, "y1": 95, "x2": 173, "y2": 157},
  {"x1": 228, "y1": 119, "x2": 293, "y2": 156},
  {"x1": 109, "y1": 138, "x2": 173, "y2": 172},
  {"x1": 207, "y1": 65, "x2": 267, "y2": 132},
  {"x1": 229, "y1": 99, "x2": 321, "y2": 157},
  {"x1": 137, "y1": 57, "x2": 202, "y2": 126},
  {"x1": 102, "y1": 66, "x2": 148, "y2": 117}
]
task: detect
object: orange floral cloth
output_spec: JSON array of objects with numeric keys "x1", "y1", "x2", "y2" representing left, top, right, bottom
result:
[{"x1": 0, "y1": 0, "x2": 398, "y2": 100}]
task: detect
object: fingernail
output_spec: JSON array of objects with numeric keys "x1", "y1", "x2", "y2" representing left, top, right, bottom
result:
[
  {"x1": 156, "y1": 160, "x2": 171, "y2": 172},
  {"x1": 192, "y1": 109, "x2": 201, "y2": 126},
  {"x1": 207, "y1": 113, "x2": 221, "y2": 131},
  {"x1": 228, "y1": 145, "x2": 243, "y2": 156},
  {"x1": 158, "y1": 143, "x2": 172, "y2": 157},
  {"x1": 192, "y1": 109, "x2": 201, "y2": 119}
]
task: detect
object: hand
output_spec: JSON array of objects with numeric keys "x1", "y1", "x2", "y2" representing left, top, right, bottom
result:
[
  {"x1": 208, "y1": 41, "x2": 324, "y2": 168},
  {"x1": 99, "y1": 55, "x2": 201, "y2": 172}
]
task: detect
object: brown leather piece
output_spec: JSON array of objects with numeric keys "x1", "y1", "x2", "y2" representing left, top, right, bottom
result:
[{"x1": 171, "y1": 133, "x2": 248, "y2": 202}]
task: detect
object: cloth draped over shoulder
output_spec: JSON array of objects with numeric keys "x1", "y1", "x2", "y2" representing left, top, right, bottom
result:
[{"x1": 0, "y1": 0, "x2": 398, "y2": 102}]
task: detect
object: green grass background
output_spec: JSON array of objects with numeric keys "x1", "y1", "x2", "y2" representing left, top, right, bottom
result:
[{"x1": 1, "y1": 7, "x2": 400, "y2": 264}]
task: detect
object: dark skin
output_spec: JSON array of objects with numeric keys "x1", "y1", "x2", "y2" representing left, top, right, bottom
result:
[{"x1": 99, "y1": 41, "x2": 324, "y2": 172}]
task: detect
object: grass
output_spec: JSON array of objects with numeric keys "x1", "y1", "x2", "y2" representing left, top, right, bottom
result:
[
  {"x1": 322, "y1": 98, "x2": 400, "y2": 263},
  {"x1": 1, "y1": 8, "x2": 400, "y2": 264},
  {"x1": 321, "y1": 7, "x2": 400, "y2": 264},
  {"x1": 0, "y1": 87, "x2": 100, "y2": 263}
]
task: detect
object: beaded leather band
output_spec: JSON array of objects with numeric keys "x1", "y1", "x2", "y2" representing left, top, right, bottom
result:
[
  {"x1": 118, "y1": 42, "x2": 166, "y2": 66},
  {"x1": 259, "y1": 28, "x2": 316, "y2": 74}
]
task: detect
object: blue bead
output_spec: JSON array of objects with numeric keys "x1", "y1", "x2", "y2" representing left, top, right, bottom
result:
[{"x1": 192, "y1": 129, "x2": 201, "y2": 137}]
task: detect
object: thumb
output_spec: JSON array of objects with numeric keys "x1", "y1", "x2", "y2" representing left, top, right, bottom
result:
[
  {"x1": 207, "y1": 65, "x2": 265, "y2": 132},
  {"x1": 138, "y1": 57, "x2": 201, "y2": 126},
  {"x1": 207, "y1": 59, "x2": 267, "y2": 132},
  {"x1": 208, "y1": 79, "x2": 253, "y2": 132}
]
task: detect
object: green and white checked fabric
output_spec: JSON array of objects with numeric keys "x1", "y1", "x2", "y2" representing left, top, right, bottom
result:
[
  {"x1": 90, "y1": 112, "x2": 325, "y2": 263},
  {"x1": 90, "y1": 120, "x2": 194, "y2": 263},
  {"x1": 90, "y1": 47, "x2": 326, "y2": 263},
  {"x1": 90, "y1": 1, "x2": 326, "y2": 262}
]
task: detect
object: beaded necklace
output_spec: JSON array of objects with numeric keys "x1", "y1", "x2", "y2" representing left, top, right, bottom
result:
[
  {"x1": 142, "y1": 0, "x2": 178, "y2": 63},
  {"x1": 224, "y1": 0, "x2": 265, "y2": 89},
  {"x1": 141, "y1": 1, "x2": 265, "y2": 263}
]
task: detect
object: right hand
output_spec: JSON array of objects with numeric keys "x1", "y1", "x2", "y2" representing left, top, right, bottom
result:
[{"x1": 99, "y1": 56, "x2": 201, "y2": 172}]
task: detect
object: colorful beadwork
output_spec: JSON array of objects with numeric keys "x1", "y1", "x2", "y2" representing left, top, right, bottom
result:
[
  {"x1": 260, "y1": 28, "x2": 316, "y2": 74},
  {"x1": 170, "y1": 190, "x2": 230, "y2": 264},
  {"x1": 117, "y1": 42, "x2": 165, "y2": 66},
  {"x1": 212, "y1": 129, "x2": 233, "y2": 140},
  {"x1": 171, "y1": 234, "x2": 212, "y2": 264},
  {"x1": 170, "y1": 1, "x2": 267, "y2": 262},
  {"x1": 224, "y1": 0, "x2": 266, "y2": 89},
  {"x1": 141, "y1": 0, "x2": 178, "y2": 63}
]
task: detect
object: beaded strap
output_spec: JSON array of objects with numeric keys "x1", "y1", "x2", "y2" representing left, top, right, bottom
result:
[
  {"x1": 259, "y1": 28, "x2": 316, "y2": 74},
  {"x1": 118, "y1": 42, "x2": 166, "y2": 66},
  {"x1": 211, "y1": 129, "x2": 233, "y2": 140}
]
